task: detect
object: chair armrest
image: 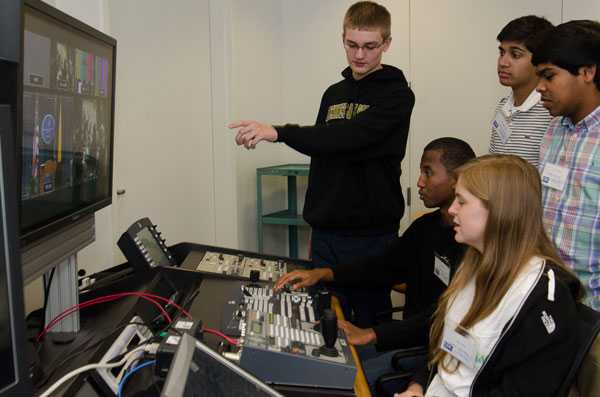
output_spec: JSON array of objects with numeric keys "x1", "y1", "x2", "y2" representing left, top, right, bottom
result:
[
  {"x1": 375, "y1": 371, "x2": 414, "y2": 397},
  {"x1": 391, "y1": 346, "x2": 427, "y2": 370},
  {"x1": 374, "y1": 347, "x2": 428, "y2": 397}
]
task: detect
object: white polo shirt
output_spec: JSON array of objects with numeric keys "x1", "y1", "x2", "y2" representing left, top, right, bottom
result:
[{"x1": 489, "y1": 90, "x2": 553, "y2": 167}]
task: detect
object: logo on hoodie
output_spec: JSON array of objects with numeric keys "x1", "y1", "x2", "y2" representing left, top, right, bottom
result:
[
  {"x1": 541, "y1": 310, "x2": 556, "y2": 334},
  {"x1": 326, "y1": 102, "x2": 370, "y2": 122}
]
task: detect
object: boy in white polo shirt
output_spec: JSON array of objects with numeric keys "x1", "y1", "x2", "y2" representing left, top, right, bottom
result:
[{"x1": 490, "y1": 15, "x2": 554, "y2": 166}]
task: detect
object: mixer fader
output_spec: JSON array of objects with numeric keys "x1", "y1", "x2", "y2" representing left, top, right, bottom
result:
[{"x1": 242, "y1": 286, "x2": 316, "y2": 323}]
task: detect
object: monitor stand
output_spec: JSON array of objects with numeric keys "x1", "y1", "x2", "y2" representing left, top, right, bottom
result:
[{"x1": 45, "y1": 254, "x2": 80, "y2": 343}]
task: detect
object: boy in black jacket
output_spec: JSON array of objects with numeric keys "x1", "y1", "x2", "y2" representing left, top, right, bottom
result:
[
  {"x1": 230, "y1": 1, "x2": 415, "y2": 327},
  {"x1": 276, "y1": 138, "x2": 475, "y2": 390}
]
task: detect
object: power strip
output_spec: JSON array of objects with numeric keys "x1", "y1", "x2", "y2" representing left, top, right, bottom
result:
[{"x1": 94, "y1": 316, "x2": 153, "y2": 395}]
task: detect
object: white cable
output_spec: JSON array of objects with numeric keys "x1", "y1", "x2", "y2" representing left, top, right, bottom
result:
[
  {"x1": 39, "y1": 345, "x2": 147, "y2": 397},
  {"x1": 115, "y1": 351, "x2": 142, "y2": 383},
  {"x1": 115, "y1": 355, "x2": 137, "y2": 383}
]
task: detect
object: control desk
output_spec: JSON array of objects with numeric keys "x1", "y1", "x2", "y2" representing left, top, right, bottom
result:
[{"x1": 32, "y1": 242, "x2": 369, "y2": 397}]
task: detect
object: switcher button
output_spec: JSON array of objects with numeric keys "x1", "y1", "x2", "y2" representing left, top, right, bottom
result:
[{"x1": 308, "y1": 307, "x2": 315, "y2": 323}]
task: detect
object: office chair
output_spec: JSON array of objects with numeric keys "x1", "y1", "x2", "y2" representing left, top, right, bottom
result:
[
  {"x1": 375, "y1": 302, "x2": 600, "y2": 397},
  {"x1": 374, "y1": 346, "x2": 427, "y2": 397},
  {"x1": 566, "y1": 303, "x2": 600, "y2": 397}
]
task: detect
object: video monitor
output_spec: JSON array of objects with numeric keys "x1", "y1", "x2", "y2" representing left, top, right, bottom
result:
[
  {"x1": 0, "y1": 104, "x2": 30, "y2": 395},
  {"x1": 161, "y1": 334, "x2": 284, "y2": 397},
  {"x1": 20, "y1": 0, "x2": 115, "y2": 244}
]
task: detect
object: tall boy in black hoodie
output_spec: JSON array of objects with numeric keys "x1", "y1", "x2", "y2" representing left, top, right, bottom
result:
[{"x1": 229, "y1": 1, "x2": 415, "y2": 327}]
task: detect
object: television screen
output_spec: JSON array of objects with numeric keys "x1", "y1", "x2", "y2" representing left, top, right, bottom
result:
[
  {"x1": 0, "y1": 103, "x2": 30, "y2": 395},
  {"x1": 20, "y1": 2, "x2": 115, "y2": 243}
]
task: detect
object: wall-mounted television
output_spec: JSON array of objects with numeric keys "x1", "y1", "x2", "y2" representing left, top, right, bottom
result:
[{"x1": 19, "y1": 0, "x2": 116, "y2": 246}]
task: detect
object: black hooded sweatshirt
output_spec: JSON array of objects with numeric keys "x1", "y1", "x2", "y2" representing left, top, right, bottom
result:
[
  {"x1": 275, "y1": 65, "x2": 415, "y2": 235},
  {"x1": 412, "y1": 263, "x2": 595, "y2": 397}
]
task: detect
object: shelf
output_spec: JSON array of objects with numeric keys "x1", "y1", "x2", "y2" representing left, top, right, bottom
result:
[
  {"x1": 256, "y1": 163, "x2": 310, "y2": 176},
  {"x1": 262, "y1": 210, "x2": 308, "y2": 226},
  {"x1": 257, "y1": 164, "x2": 310, "y2": 258}
]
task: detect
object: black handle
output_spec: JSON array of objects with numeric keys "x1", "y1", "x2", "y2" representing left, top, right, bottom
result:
[
  {"x1": 317, "y1": 289, "x2": 331, "y2": 316},
  {"x1": 319, "y1": 308, "x2": 339, "y2": 357}
]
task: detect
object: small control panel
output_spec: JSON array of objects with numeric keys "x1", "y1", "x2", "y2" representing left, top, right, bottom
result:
[
  {"x1": 221, "y1": 286, "x2": 356, "y2": 390},
  {"x1": 118, "y1": 218, "x2": 175, "y2": 272},
  {"x1": 179, "y1": 251, "x2": 288, "y2": 282}
]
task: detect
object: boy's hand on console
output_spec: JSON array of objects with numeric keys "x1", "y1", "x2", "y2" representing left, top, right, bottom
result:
[
  {"x1": 274, "y1": 268, "x2": 332, "y2": 291},
  {"x1": 337, "y1": 320, "x2": 376, "y2": 345}
]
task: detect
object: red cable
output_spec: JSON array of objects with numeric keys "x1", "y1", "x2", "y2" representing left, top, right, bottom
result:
[
  {"x1": 44, "y1": 294, "x2": 166, "y2": 333},
  {"x1": 42, "y1": 295, "x2": 161, "y2": 336},
  {"x1": 42, "y1": 289, "x2": 196, "y2": 337},
  {"x1": 38, "y1": 293, "x2": 171, "y2": 341},
  {"x1": 38, "y1": 291, "x2": 193, "y2": 342},
  {"x1": 133, "y1": 292, "x2": 193, "y2": 319},
  {"x1": 203, "y1": 327, "x2": 238, "y2": 345},
  {"x1": 38, "y1": 295, "x2": 167, "y2": 342},
  {"x1": 40, "y1": 295, "x2": 122, "y2": 340}
]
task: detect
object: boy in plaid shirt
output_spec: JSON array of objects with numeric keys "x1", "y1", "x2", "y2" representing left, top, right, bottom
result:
[{"x1": 534, "y1": 21, "x2": 600, "y2": 309}]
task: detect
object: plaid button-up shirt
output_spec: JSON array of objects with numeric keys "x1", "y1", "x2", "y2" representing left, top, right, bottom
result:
[{"x1": 539, "y1": 105, "x2": 600, "y2": 310}]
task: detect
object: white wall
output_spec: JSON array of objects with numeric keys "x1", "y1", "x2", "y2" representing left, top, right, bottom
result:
[
  {"x1": 107, "y1": 0, "x2": 216, "y2": 264},
  {"x1": 208, "y1": 0, "x2": 239, "y2": 250},
  {"x1": 53, "y1": 0, "x2": 107, "y2": 30},
  {"x1": 25, "y1": 1, "x2": 600, "y2": 307},
  {"x1": 563, "y1": 0, "x2": 600, "y2": 21},
  {"x1": 230, "y1": 1, "x2": 290, "y2": 256},
  {"x1": 408, "y1": 0, "x2": 562, "y2": 215}
]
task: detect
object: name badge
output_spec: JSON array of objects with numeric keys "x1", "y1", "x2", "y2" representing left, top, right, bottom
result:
[
  {"x1": 541, "y1": 163, "x2": 569, "y2": 191},
  {"x1": 492, "y1": 111, "x2": 511, "y2": 144},
  {"x1": 434, "y1": 255, "x2": 451, "y2": 286},
  {"x1": 441, "y1": 325, "x2": 477, "y2": 369}
]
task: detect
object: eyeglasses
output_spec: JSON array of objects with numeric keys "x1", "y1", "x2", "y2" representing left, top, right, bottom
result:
[{"x1": 344, "y1": 41, "x2": 385, "y2": 53}]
